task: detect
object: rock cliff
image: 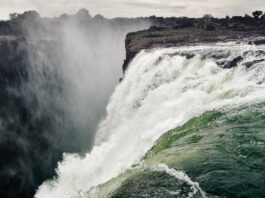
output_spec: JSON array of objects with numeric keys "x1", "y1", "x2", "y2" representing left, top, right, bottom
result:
[{"x1": 123, "y1": 14, "x2": 265, "y2": 72}]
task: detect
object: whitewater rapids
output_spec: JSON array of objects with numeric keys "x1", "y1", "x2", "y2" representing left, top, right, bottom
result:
[{"x1": 35, "y1": 42, "x2": 265, "y2": 197}]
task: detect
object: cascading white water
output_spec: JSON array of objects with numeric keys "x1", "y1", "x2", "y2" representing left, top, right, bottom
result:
[{"x1": 35, "y1": 43, "x2": 265, "y2": 198}]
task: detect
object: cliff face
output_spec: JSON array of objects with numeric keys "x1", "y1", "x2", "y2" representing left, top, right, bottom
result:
[
  {"x1": 0, "y1": 36, "x2": 28, "y2": 84},
  {"x1": 0, "y1": 37, "x2": 63, "y2": 198},
  {"x1": 123, "y1": 15, "x2": 265, "y2": 72},
  {"x1": 0, "y1": 10, "x2": 151, "y2": 198}
]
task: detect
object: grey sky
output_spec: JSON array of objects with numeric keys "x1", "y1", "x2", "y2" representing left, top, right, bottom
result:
[{"x1": 0, "y1": 0, "x2": 265, "y2": 20}]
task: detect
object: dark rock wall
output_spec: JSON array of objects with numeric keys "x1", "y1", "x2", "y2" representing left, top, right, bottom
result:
[
  {"x1": 122, "y1": 13, "x2": 265, "y2": 72},
  {"x1": 0, "y1": 10, "x2": 150, "y2": 198},
  {"x1": 0, "y1": 38, "x2": 64, "y2": 197}
]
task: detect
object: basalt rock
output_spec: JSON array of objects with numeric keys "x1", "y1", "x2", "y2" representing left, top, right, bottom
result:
[
  {"x1": 122, "y1": 11, "x2": 265, "y2": 72},
  {"x1": 244, "y1": 59, "x2": 265, "y2": 68},
  {"x1": 122, "y1": 27, "x2": 265, "y2": 72},
  {"x1": 223, "y1": 56, "x2": 244, "y2": 68}
]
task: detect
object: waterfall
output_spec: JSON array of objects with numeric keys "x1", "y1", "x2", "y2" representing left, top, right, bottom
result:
[
  {"x1": 36, "y1": 42, "x2": 265, "y2": 198},
  {"x1": 0, "y1": 14, "x2": 149, "y2": 197}
]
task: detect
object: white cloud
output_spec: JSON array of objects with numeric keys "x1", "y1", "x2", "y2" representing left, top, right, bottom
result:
[{"x1": 0, "y1": 0, "x2": 265, "y2": 20}]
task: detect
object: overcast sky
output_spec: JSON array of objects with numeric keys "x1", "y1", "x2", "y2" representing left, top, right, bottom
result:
[{"x1": 0, "y1": 0, "x2": 265, "y2": 20}]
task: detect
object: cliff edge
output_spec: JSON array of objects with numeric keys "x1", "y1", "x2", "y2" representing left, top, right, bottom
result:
[{"x1": 123, "y1": 13, "x2": 265, "y2": 72}]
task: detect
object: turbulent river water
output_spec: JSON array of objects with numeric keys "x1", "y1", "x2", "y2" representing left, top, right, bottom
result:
[{"x1": 36, "y1": 42, "x2": 265, "y2": 198}]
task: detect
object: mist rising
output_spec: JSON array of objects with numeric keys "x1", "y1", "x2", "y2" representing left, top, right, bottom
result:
[{"x1": 0, "y1": 9, "x2": 149, "y2": 197}]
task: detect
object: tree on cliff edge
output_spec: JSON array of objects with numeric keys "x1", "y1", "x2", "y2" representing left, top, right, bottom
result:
[{"x1": 252, "y1": 11, "x2": 263, "y2": 20}]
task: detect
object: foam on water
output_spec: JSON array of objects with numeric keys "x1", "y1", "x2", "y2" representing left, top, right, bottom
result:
[
  {"x1": 35, "y1": 43, "x2": 265, "y2": 198},
  {"x1": 139, "y1": 163, "x2": 207, "y2": 198}
]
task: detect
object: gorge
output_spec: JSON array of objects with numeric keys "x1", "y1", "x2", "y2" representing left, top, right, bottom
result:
[{"x1": 0, "y1": 9, "x2": 265, "y2": 198}]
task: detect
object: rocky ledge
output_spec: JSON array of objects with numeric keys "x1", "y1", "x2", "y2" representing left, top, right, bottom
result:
[{"x1": 123, "y1": 12, "x2": 265, "y2": 72}]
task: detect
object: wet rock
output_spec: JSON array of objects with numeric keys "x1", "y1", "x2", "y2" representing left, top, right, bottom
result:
[
  {"x1": 123, "y1": 51, "x2": 138, "y2": 72},
  {"x1": 169, "y1": 52, "x2": 195, "y2": 59},
  {"x1": 253, "y1": 39, "x2": 265, "y2": 45},
  {"x1": 243, "y1": 50, "x2": 265, "y2": 57},
  {"x1": 0, "y1": 37, "x2": 28, "y2": 84},
  {"x1": 244, "y1": 59, "x2": 265, "y2": 68},
  {"x1": 223, "y1": 56, "x2": 243, "y2": 68}
]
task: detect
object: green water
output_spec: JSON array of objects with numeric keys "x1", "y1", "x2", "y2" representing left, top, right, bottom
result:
[
  {"x1": 108, "y1": 170, "x2": 202, "y2": 198},
  {"x1": 105, "y1": 102, "x2": 265, "y2": 198}
]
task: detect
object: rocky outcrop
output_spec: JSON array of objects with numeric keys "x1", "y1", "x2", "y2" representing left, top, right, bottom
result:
[{"x1": 123, "y1": 13, "x2": 265, "y2": 72}]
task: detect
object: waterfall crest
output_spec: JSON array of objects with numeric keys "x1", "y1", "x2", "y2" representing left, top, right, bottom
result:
[{"x1": 36, "y1": 43, "x2": 265, "y2": 198}]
